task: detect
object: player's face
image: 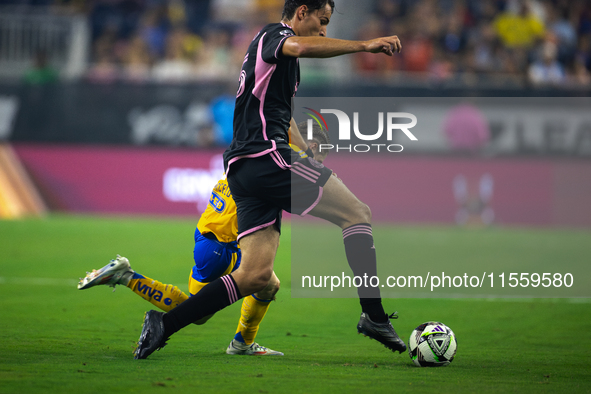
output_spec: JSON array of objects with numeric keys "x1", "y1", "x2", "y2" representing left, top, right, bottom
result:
[
  {"x1": 309, "y1": 141, "x2": 327, "y2": 163},
  {"x1": 299, "y1": 4, "x2": 332, "y2": 37}
]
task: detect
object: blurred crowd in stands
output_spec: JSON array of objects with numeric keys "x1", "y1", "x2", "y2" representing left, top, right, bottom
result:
[
  {"x1": 84, "y1": 0, "x2": 279, "y2": 83},
  {"x1": 78, "y1": 0, "x2": 284, "y2": 84},
  {"x1": 356, "y1": 0, "x2": 591, "y2": 88},
  {"x1": 7, "y1": 0, "x2": 591, "y2": 88}
]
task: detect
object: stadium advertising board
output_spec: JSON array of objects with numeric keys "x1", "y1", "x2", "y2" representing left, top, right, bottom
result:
[
  {"x1": 294, "y1": 97, "x2": 591, "y2": 156},
  {"x1": 13, "y1": 143, "x2": 591, "y2": 225},
  {"x1": 14, "y1": 144, "x2": 225, "y2": 216},
  {"x1": 2, "y1": 83, "x2": 591, "y2": 156}
]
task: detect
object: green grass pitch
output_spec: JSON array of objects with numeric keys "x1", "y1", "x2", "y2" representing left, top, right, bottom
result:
[{"x1": 1, "y1": 215, "x2": 590, "y2": 393}]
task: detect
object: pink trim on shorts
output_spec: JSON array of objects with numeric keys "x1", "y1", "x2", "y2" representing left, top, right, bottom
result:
[
  {"x1": 273, "y1": 150, "x2": 290, "y2": 168},
  {"x1": 237, "y1": 218, "x2": 277, "y2": 241},
  {"x1": 290, "y1": 167, "x2": 317, "y2": 183},
  {"x1": 271, "y1": 150, "x2": 290, "y2": 170},
  {"x1": 301, "y1": 186, "x2": 323, "y2": 216},
  {"x1": 292, "y1": 162, "x2": 320, "y2": 180},
  {"x1": 293, "y1": 161, "x2": 321, "y2": 176},
  {"x1": 226, "y1": 140, "x2": 277, "y2": 174}
]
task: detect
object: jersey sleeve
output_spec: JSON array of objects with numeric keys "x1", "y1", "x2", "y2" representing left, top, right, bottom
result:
[{"x1": 261, "y1": 24, "x2": 296, "y2": 64}]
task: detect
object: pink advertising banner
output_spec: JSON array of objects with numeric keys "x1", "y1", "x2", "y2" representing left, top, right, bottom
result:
[
  {"x1": 13, "y1": 144, "x2": 591, "y2": 226},
  {"x1": 14, "y1": 144, "x2": 226, "y2": 216}
]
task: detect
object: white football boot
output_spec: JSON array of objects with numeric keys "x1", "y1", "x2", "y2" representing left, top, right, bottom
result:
[
  {"x1": 78, "y1": 255, "x2": 134, "y2": 290},
  {"x1": 226, "y1": 339, "x2": 284, "y2": 356}
]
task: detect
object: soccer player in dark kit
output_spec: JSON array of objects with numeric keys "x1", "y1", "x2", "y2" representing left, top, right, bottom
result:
[{"x1": 134, "y1": 0, "x2": 404, "y2": 360}]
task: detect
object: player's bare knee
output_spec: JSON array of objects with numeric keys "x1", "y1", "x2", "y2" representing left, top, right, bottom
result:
[
  {"x1": 254, "y1": 286, "x2": 276, "y2": 300},
  {"x1": 256, "y1": 277, "x2": 280, "y2": 300},
  {"x1": 359, "y1": 202, "x2": 372, "y2": 223},
  {"x1": 342, "y1": 201, "x2": 372, "y2": 228},
  {"x1": 249, "y1": 281, "x2": 267, "y2": 294},
  {"x1": 248, "y1": 269, "x2": 273, "y2": 294}
]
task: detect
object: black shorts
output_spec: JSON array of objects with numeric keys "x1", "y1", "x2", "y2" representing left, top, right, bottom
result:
[{"x1": 227, "y1": 145, "x2": 333, "y2": 240}]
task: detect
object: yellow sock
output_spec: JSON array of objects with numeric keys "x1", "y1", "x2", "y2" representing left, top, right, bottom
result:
[
  {"x1": 234, "y1": 295, "x2": 271, "y2": 345},
  {"x1": 127, "y1": 273, "x2": 189, "y2": 312}
]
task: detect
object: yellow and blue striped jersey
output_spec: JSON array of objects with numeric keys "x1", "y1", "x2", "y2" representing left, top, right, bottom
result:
[{"x1": 197, "y1": 177, "x2": 238, "y2": 244}]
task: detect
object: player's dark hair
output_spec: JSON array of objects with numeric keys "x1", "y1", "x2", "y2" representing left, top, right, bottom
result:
[
  {"x1": 282, "y1": 0, "x2": 335, "y2": 20},
  {"x1": 297, "y1": 121, "x2": 331, "y2": 152}
]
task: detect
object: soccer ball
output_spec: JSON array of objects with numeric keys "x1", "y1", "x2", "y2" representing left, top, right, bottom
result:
[{"x1": 408, "y1": 321, "x2": 457, "y2": 367}]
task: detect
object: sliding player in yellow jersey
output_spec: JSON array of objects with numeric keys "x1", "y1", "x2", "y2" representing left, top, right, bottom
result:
[{"x1": 77, "y1": 121, "x2": 329, "y2": 356}]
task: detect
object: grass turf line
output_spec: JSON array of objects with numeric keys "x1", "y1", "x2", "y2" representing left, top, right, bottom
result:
[{"x1": 0, "y1": 215, "x2": 590, "y2": 393}]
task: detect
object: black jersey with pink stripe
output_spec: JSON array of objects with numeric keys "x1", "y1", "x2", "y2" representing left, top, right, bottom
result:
[{"x1": 224, "y1": 23, "x2": 300, "y2": 171}]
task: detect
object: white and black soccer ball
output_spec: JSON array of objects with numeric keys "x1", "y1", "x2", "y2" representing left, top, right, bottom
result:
[{"x1": 408, "y1": 321, "x2": 457, "y2": 367}]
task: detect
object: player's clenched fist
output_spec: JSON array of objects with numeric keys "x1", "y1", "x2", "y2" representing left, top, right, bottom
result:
[{"x1": 363, "y1": 36, "x2": 402, "y2": 56}]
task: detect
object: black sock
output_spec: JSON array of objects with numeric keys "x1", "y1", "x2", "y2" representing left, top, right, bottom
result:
[
  {"x1": 360, "y1": 298, "x2": 387, "y2": 323},
  {"x1": 343, "y1": 223, "x2": 387, "y2": 323},
  {"x1": 162, "y1": 275, "x2": 242, "y2": 338}
]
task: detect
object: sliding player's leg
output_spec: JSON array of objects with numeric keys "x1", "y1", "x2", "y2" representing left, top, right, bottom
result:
[
  {"x1": 134, "y1": 226, "x2": 280, "y2": 359},
  {"x1": 307, "y1": 175, "x2": 406, "y2": 353},
  {"x1": 186, "y1": 234, "x2": 243, "y2": 326},
  {"x1": 135, "y1": 152, "x2": 287, "y2": 359},
  {"x1": 77, "y1": 255, "x2": 189, "y2": 312},
  {"x1": 189, "y1": 237, "x2": 283, "y2": 354},
  {"x1": 128, "y1": 273, "x2": 188, "y2": 312},
  {"x1": 234, "y1": 271, "x2": 279, "y2": 344},
  {"x1": 165, "y1": 149, "x2": 284, "y2": 338},
  {"x1": 227, "y1": 271, "x2": 282, "y2": 355},
  {"x1": 78, "y1": 251, "x2": 280, "y2": 356},
  {"x1": 188, "y1": 253, "x2": 283, "y2": 356}
]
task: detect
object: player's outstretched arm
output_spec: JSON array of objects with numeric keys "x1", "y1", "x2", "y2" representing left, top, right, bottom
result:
[{"x1": 282, "y1": 35, "x2": 401, "y2": 58}]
